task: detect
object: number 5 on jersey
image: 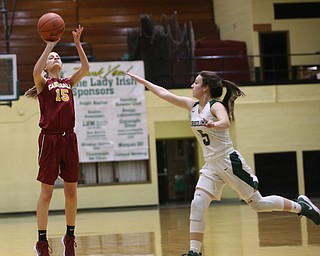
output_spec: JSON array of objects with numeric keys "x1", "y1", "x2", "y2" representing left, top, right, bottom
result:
[{"x1": 197, "y1": 130, "x2": 210, "y2": 146}]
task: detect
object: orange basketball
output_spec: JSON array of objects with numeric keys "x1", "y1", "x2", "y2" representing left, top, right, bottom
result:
[{"x1": 37, "y1": 12, "x2": 65, "y2": 41}]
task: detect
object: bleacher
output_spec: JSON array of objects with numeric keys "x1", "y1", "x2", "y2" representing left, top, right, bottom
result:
[{"x1": 0, "y1": 0, "x2": 218, "y2": 93}]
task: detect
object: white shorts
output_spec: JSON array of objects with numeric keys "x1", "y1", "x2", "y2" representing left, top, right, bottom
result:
[{"x1": 196, "y1": 150, "x2": 258, "y2": 201}]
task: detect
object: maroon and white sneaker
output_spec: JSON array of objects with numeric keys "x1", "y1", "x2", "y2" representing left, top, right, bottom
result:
[
  {"x1": 34, "y1": 240, "x2": 52, "y2": 255},
  {"x1": 61, "y1": 235, "x2": 77, "y2": 256}
]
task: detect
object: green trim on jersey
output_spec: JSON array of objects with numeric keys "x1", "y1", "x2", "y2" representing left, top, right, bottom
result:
[
  {"x1": 193, "y1": 99, "x2": 220, "y2": 109},
  {"x1": 209, "y1": 99, "x2": 220, "y2": 107},
  {"x1": 229, "y1": 151, "x2": 259, "y2": 190}
]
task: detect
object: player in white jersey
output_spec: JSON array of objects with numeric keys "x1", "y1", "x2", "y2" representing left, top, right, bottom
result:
[{"x1": 126, "y1": 71, "x2": 320, "y2": 256}]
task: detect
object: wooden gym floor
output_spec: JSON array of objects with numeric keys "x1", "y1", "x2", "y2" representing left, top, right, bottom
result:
[{"x1": 0, "y1": 201, "x2": 319, "y2": 256}]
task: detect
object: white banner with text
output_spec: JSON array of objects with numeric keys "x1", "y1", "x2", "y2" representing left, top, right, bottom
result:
[{"x1": 62, "y1": 61, "x2": 148, "y2": 162}]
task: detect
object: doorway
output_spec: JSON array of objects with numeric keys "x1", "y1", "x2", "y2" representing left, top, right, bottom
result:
[
  {"x1": 259, "y1": 31, "x2": 290, "y2": 81},
  {"x1": 303, "y1": 150, "x2": 320, "y2": 198},
  {"x1": 156, "y1": 138, "x2": 198, "y2": 205},
  {"x1": 254, "y1": 151, "x2": 298, "y2": 199}
]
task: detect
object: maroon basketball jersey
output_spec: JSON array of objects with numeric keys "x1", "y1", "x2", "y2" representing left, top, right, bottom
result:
[{"x1": 38, "y1": 77, "x2": 75, "y2": 131}]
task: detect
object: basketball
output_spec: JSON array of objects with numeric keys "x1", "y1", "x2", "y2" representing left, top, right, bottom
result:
[{"x1": 37, "y1": 12, "x2": 65, "y2": 41}]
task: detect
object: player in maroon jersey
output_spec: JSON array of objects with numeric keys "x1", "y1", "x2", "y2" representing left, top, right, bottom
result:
[{"x1": 26, "y1": 25, "x2": 89, "y2": 256}]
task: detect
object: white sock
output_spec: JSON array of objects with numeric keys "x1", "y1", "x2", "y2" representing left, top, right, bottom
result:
[
  {"x1": 291, "y1": 201, "x2": 302, "y2": 213},
  {"x1": 190, "y1": 240, "x2": 202, "y2": 253}
]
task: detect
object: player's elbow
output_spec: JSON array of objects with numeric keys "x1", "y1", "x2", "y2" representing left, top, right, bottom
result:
[
  {"x1": 82, "y1": 63, "x2": 90, "y2": 74},
  {"x1": 220, "y1": 122, "x2": 230, "y2": 130},
  {"x1": 217, "y1": 119, "x2": 230, "y2": 130},
  {"x1": 79, "y1": 66, "x2": 89, "y2": 78}
]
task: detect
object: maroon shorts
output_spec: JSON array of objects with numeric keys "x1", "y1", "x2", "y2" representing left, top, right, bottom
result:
[{"x1": 37, "y1": 130, "x2": 79, "y2": 185}]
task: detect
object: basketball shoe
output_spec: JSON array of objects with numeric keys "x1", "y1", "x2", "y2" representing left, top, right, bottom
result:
[
  {"x1": 181, "y1": 251, "x2": 202, "y2": 256},
  {"x1": 34, "y1": 240, "x2": 52, "y2": 255},
  {"x1": 297, "y1": 195, "x2": 320, "y2": 225},
  {"x1": 61, "y1": 235, "x2": 77, "y2": 256}
]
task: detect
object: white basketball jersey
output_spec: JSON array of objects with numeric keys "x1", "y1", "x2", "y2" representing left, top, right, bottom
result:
[{"x1": 190, "y1": 100, "x2": 234, "y2": 161}]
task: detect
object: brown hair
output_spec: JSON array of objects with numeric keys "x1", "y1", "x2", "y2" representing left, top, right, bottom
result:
[
  {"x1": 199, "y1": 70, "x2": 245, "y2": 120},
  {"x1": 24, "y1": 86, "x2": 38, "y2": 99},
  {"x1": 24, "y1": 70, "x2": 50, "y2": 99}
]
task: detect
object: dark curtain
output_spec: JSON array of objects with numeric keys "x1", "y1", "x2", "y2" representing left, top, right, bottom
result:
[{"x1": 127, "y1": 13, "x2": 195, "y2": 87}]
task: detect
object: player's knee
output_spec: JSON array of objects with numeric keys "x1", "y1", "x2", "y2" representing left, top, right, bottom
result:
[
  {"x1": 248, "y1": 199, "x2": 273, "y2": 212},
  {"x1": 190, "y1": 195, "x2": 206, "y2": 222},
  {"x1": 248, "y1": 200, "x2": 263, "y2": 212},
  {"x1": 39, "y1": 190, "x2": 53, "y2": 203}
]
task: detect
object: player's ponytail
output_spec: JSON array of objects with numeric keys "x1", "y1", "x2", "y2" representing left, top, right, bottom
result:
[
  {"x1": 199, "y1": 70, "x2": 245, "y2": 121},
  {"x1": 25, "y1": 70, "x2": 50, "y2": 99},
  {"x1": 24, "y1": 85, "x2": 38, "y2": 99},
  {"x1": 221, "y1": 79, "x2": 245, "y2": 120}
]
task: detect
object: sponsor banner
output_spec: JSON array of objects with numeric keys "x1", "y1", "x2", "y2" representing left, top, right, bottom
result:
[{"x1": 62, "y1": 61, "x2": 148, "y2": 162}]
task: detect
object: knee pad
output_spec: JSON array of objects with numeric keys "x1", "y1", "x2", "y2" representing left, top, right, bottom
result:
[
  {"x1": 190, "y1": 196, "x2": 205, "y2": 221},
  {"x1": 249, "y1": 199, "x2": 274, "y2": 212},
  {"x1": 248, "y1": 195, "x2": 284, "y2": 212},
  {"x1": 190, "y1": 191, "x2": 212, "y2": 221}
]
